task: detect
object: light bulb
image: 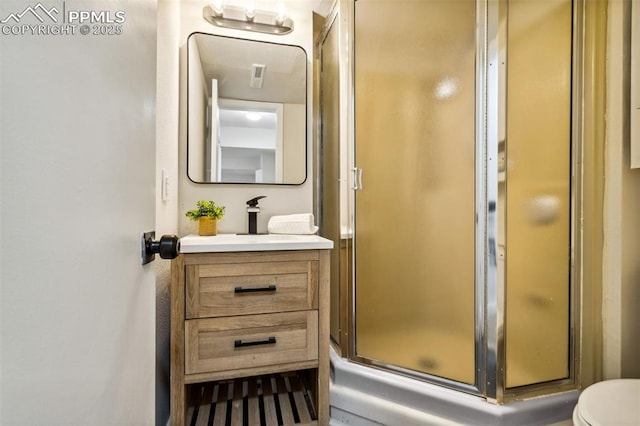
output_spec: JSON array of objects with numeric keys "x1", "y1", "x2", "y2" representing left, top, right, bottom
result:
[
  {"x1": 275, "y1": 2, "x2": 287, "y2": 25},
  {"x1": 211, "y1": 0, "x2": 223, "y2": 17},
  {"x1": 244, "y1": 1, "x2": 255, "y2": 22}
]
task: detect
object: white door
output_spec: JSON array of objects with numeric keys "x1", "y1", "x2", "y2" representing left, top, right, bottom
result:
[{"x1": 1, "y1": 1, "x2": 157, "y2": 423}]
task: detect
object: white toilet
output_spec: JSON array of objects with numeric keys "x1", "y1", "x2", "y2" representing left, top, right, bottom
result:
[{"x1": 572, "y1": 379, "x2": 640, "y2": 425}]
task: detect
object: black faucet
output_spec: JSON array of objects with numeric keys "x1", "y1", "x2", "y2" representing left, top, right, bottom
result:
[{"x1": 246, "y1": 196, "x2": 266, "y2": 234}]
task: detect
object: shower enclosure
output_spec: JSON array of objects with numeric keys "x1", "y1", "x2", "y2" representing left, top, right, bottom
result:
[{"x1": 316, "y1": 0, "x2": 596, "y2": 404}]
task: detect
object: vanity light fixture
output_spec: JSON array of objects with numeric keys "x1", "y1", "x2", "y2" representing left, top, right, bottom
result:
[{"x1": 203, "y1": 2, "x2": 294, "y2": 35}]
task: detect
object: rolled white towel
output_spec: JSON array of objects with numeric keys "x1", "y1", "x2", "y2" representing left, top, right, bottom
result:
[{"x1": 267, "y1": 213, "x2": 319, "y2": 235}]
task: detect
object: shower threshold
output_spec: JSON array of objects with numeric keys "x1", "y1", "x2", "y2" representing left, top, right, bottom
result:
[{"x1": 329, "y1": 348, "x2": 578, "y2": 425}]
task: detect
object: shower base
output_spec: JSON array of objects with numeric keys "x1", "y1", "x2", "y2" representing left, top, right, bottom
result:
[{"x1": 329, "y1": 347, "x2": 577, "y2": 425}]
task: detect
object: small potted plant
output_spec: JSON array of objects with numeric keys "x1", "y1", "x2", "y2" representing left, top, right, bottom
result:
[{"x1": 186, "y1": 200, "x2": 225, "y2": 236}]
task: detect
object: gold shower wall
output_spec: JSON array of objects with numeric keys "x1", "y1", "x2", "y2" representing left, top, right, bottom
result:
[
  {"x1": 354, "y1": 0, "x2": 476, "y2": 384},
  {"x1": 504, "y1": 0, "x2": 572, "y2": 388}
]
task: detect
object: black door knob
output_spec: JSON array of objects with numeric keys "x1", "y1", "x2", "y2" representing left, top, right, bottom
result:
[{"x1": 142, "y1": 232, "x2": 180, "y2": 265}]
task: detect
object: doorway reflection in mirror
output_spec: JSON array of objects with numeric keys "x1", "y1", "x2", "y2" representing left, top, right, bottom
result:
[{"x1": 187, "y1": 32, "x2": 307, "y2": 185}]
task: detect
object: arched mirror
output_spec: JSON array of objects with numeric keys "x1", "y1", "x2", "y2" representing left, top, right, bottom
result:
[{"x1": 187, "y1": 32, "x2": 307, "y2": 184}]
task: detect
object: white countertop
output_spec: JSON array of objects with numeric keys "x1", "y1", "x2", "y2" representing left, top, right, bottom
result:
[{"x1": 179, "y1": 233, "x2": 334, "y2": 253}]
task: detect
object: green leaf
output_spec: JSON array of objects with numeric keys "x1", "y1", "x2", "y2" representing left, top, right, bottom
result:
[{"x1": 185, "y1": 200, "x2": 226, "y2": 221}]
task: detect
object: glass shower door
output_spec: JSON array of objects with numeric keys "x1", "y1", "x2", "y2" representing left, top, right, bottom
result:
[
  {"x1": 503, "y1": 0, "x2": 573, "y2": 389},
  {"x1": 353, "y1": 0, "x2": 477, "y2": 385}
]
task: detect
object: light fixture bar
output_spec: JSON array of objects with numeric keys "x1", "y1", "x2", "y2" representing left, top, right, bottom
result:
[{"x1": 203, "y1": 4, "x2": 293, "y2": 35}]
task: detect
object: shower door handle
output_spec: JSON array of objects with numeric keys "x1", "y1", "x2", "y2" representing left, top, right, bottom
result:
[{"x1": 352, "y1": 167, "x2": 363, "y2": 190}]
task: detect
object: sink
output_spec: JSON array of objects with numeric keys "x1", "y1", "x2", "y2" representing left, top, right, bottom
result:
[{"x1": 179, "y1": 233, "x2": 334, "y2": 253}]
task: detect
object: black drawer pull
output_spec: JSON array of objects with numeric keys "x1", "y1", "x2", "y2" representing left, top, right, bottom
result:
[
  {"x1": 234, "y1": 337, "x2": 277, "y2": 348},
  {"x1": 234, "y1": 284, "x2": 277, "y2": 294}
]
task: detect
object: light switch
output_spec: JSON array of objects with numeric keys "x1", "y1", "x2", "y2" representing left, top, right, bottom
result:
[{"x1": 162, "y1": 169, "x2": 170, "y2": 202}]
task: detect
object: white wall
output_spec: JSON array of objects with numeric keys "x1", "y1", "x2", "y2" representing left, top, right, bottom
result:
[
  {"x1": 603, "y1": 0, "x2": 640, "y2": 380},
  {"x1": 221, "y1": 126, "x2": 276, "y2": 149},
  {"x1": 155, "y1": 1, "x2": 181, "y2": 424},
  {"x1": 179, "y1": 0, "x2": 317, "y2": 236},
  {"x1": 283, "y1": 103, "x2": 306, "y2": 183}
]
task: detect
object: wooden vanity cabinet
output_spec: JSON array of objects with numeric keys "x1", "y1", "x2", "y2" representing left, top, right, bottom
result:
[{"x1": 171, "y1": 249, "x2": 330, "y2": 426}]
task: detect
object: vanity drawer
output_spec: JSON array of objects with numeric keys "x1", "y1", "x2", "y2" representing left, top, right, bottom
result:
[
  {"x1": 186, "y1": 261, "x2": 318, "y2": 319},
  {"x1": 185, "y1": 311, "x2": 318, "y2": 375}
]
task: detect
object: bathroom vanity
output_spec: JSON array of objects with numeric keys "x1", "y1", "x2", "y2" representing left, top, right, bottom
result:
[{"x1": 170, "y1": 234, "x2": 333, "y2": 426}]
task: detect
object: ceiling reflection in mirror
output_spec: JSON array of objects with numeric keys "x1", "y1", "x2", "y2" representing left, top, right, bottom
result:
[{"x1": 187, "y1": 32, "x2": 307, "y2": 184}]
